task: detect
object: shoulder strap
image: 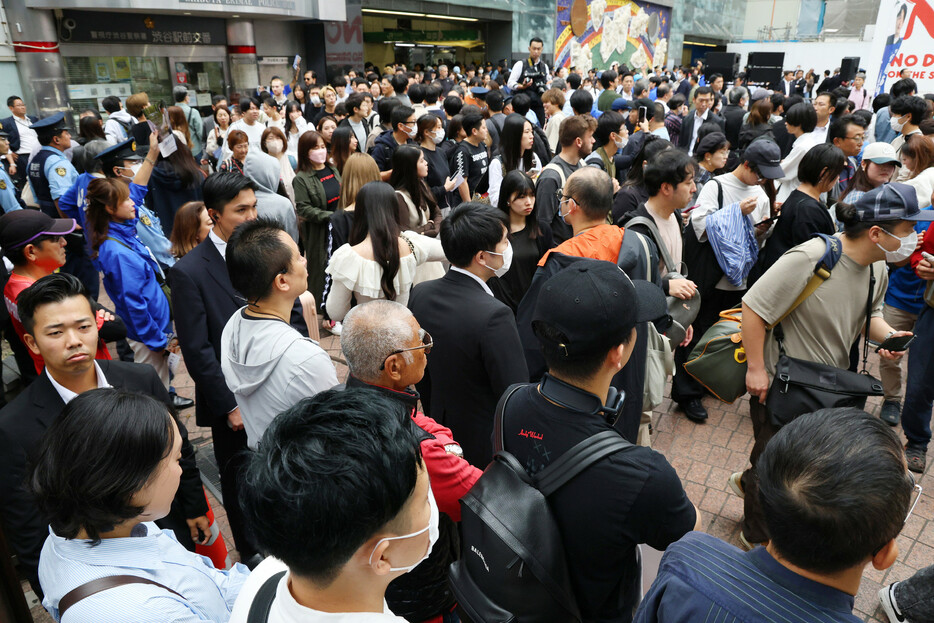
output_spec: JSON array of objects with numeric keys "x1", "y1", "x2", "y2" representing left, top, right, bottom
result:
[
  {"x1": 106, "y1": 235, "x2": 131, "y2": 250},
  {"x1": 59, "y1": 575, "x2": 185, "y2": 616},
  {"x1": 493, "y1": 383, "x2": 527, "y2": 455},
  {"x1": 860, "y1": 264, "x2": 875, "y2": 373},
  {"x1": 541, "y1": 162, "x2": 567, "y2": 189},
  {"x1": 714, "y1": 178, "x2": 723, "y2": 211},
  {"x1": 625, "y1": 214, "x2": 678, "y2": 275},
  {"x1": 535, "y1": 430, "x2": 632, "y2": 496},
  {"x1": 632, "y1": 229, "x2": 653, "y2": 282},
  {"x1": 246, "y1": 570, "x2": 288, "y2": 623},
  {"x1": 768, "y1": 233, "x2": 842, "y2": 329}
]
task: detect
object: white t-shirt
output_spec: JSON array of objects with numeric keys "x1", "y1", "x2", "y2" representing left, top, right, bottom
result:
[
  {"x1": 229, "y1": 119, "x2": 266, "y2": 151},
  {"x1": 691, "y1": 172, "x2": 772, "y2": 290},
  {"x1": 229, "y1": 558, "x2": 409, "y2": 623}
]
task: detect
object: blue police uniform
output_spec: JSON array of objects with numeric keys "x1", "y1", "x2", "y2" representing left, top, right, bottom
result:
[
  {"x1": 26, "y1": 114, "x2": 77, "y2": 218},
  {"x1": 0, "y1": 165, "x2": 21, "y2": 214}
]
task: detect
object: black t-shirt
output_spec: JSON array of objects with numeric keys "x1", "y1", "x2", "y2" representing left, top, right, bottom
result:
[
  {"x1": 488, "y1": 222, "x2": 553, "y2": 313},
  {"x1": 452, "y1": 140, "x2": 489, "y2": 197},
  {"x1": 501, "y1": 383, "x2": 697, "y2": 623},
  {"x1": 421, "y1": 145, "x2": 456, "y2": 209},
  {"x1": 758, "y1": 189, "x2": 834, "y2": 270},
  {"x1": 315, "y1": 167, "x2": 341, "y2": 209}
]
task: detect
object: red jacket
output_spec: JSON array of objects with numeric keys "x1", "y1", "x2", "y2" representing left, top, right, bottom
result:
[{"x1": 910, "y1": 220, "x2": 934, "y2": 275}]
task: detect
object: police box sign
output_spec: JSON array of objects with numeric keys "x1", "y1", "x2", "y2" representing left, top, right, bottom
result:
[
  {"x1": 28, "y1": 0, "x2": 323, "y2": 19},
  {"x1": 58, "y1": 11, "x2": 227, "y2": 47}
]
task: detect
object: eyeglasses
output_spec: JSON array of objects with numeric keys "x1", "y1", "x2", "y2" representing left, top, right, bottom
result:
[
  {"x1": 873, "y1": 472, "x2": 923, "y2": 556},
  {"x1": 379, "y1": 329, "x2": 433, "y2": 370},
  {"x1": 557, "y1": 192, "x2": 577, "y2": 205},
  {"x1": 846, "y1": 134, "x2": 865, "y2": 142}
]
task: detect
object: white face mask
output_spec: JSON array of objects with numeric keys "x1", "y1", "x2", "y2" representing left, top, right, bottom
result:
[
  {"x1": 614, "y1": 134, "x2": 627, "y2": 150},
  {"x1": 877, "y1": 228, "x2": 918, "y2": 263},
  {"x1": 431, "y1": 129, "x2": 445, "y2": 144},
  {"x1": 119, "y1": 163, "x2": 142, "y2": 179},
  {"x1": 368, "y1": 486, "x2": 440, "y2": 573},
  {"x1": 403, "y1": 125, "x2": 418, "y2": 139},
  {"x1": 265, "y1": 139, "x2": 284, "y2": 155},
  {"x1": 483, "y1": 242, "x2": 513, "y2": 278},
  {"x1": 310, "y1": 95, "x2": 321, "y2": 106},
  {"x1": 890, "y1": 115, "x2": 907, "y2": 133}
]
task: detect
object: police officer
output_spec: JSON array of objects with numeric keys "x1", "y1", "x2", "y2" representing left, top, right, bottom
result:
[
  {"x1": 27, "y1": 113, "x2": 76, "y2": 219},
  {"x1": 25, "y1": 113, "x2": 101, "y2": 297},
  {"x1": 507, "y1": 37, "x2": 552, "y2": 127},
  {"x1": 0, "y1": 130, "x2": 21, "y2": 214},
  {"x1": 94, "y1": 135, "x2": 175, "y2": 271}
]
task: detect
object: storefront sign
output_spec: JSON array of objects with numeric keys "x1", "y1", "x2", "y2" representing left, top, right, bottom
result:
[
  {"x1": 58, "y1": 10, "x2": 227, "y2": 46},
  {"x1": 867, "y1": 0, "x2": 934, "y2": 95},
  {"x1": 325, "y1": 0, "x2": 363, "y2": 68},
  {"x1": 30, "y1": 0, "x2": 327, "y2": 20}
]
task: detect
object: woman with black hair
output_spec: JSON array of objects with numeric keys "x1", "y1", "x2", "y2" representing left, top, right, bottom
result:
[
  {"x1": 487, "y1": 113, "x2": 542, "y2": 205},
  {"x1": 611, "y1": 135, "x2": 673, "y2": 224},
  {"x1": 776, "y1": 102, "x2": 819, "y2": 202},
  {"x1": 755, "y1": 143, "x2": 847, "y2": 275},
  {"x1": 488, "y1": 170, "x2": 553, "y2": 313},
  {"x1": 284, "y1": 100, "x2": 312, "y2": 162},
  {"x1": 324, "y1": 181, "x2": 445, "y2": 321},
  {"x1": 145, "y1": 130, "x2": 205, "y2": 236},
  {"x1": 33, "y1": 389, "x2": 248, "y2": 621},
  {"x1": 328, "y1": 125, "x2": 357, "y2": 177},
  {"x1": 389, "y1": 145, "x2": 442, "y2": 236},
  {"x1": 416, "y1": 115, "x2": 458, "y2": 210},
  {"x1": 693, "y1": 131, "x2": 730, "y2": 202},
  {"x1": 77, "y1": 115, "x2": 106, "y2": 145}
]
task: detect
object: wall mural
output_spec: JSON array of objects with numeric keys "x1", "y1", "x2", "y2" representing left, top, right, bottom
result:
[{"x1": 555, "y1": 0, "x2": 671, "y2": 74}]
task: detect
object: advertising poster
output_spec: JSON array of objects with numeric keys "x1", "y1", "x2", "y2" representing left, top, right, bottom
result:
[
  {"x1": 554, "y1": 0, "x2": 671, "y2": 74},
  {"x1": 866, "y1": 0, "x2": 934, "y2": 95}
]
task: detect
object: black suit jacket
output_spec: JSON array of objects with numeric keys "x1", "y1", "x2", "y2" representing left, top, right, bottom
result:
[
  {"x1": 0, "y1": 115, "x2": 38, "y2": 154},
  {"x1": 677, "y1": 112, "x2": 725, "y2": 151},
  {"x1": 168, "y1": 237, "x2": 308, "y2": 428},
  {"x1": 409, "y1": 270, "x2": 529, "y2": 467},
  {"x1": 721, "y1": 104, "x2": 746, "y2": 147},
  {"x1": 0, "y1": 360, "x2": 206, "y2": 585}
]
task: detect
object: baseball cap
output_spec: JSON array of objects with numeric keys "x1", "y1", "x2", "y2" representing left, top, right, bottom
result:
[
  {"x1": 743, "y1": 140, "x2": 784, "y2": 179},
  {"x1": 532, "y1": 260, "x2": 668, "y2": 358},
  {"x1": 854, "y1": 182, "x2": 934, "y2": 222},
  {"x1": 862, "y1": 141, "x2": 901, "y2": 166},
  {"x1": 611, "y1": 98, "x2": 632, "y2": 112},
  {"x1": 750, "y1": 88, "x2": 771, "y2": 102},
  {"x1": 0, "y1": 210, "x2": 76, "y2": 250}
]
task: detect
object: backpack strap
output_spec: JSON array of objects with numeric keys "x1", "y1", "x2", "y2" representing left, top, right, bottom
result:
[
  {"x1": 714, "y1": 178, "x2": 723, "y2": 210},
  {"x1": 246, "y1": 570, "x2": 288, "y2": 623},
  {"x1": 59, "y1": 575, "x2": 185, "y2": 616},
  {"x1": 625, "y1": 214, "x2": 680, "y2": 276},
  {"x1": 493, "y1": 383, "x2": 526, "y2": 455},
  {"x1": 768, "y1": 233, "x2": 842, "y2": 330},
  {"x1": 535, "y1": 430, "x2": 633, "y2": 496},
  {"x1": 540, "y1": 162, "x2": 567, "y2": 189}
]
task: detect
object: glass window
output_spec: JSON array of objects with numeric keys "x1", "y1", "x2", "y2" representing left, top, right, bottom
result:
[{"x1": 63, "y1": 56, "x2": 173, "y2": 125}]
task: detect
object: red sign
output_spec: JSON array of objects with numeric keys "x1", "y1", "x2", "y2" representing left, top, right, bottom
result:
[{"x1": 176, "y1": 72, "x2": 188, "y2": 84}]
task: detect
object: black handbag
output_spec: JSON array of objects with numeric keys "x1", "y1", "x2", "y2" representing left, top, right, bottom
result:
[{"x1": 766, "y1": 265, "x2": 884, "y2": 427}]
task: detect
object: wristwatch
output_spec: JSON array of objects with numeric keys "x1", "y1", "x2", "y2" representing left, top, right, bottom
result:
[{"x1": 444, "y1": 443, "x2": 464, "y2": 458}]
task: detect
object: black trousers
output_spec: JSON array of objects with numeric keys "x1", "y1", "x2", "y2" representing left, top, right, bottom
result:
[
  {"x1": 740, "y1": 396, "x2": 777, "y2": 543},
  {"x1": 671, "y1": 287, "x2": 745, "y2": 405},
  {"x1": 529, "y1": 97, "x2": 546, "y2": 128},
  {"x1": 210, "y1": 420, "x2": 258, "y2": 559}
]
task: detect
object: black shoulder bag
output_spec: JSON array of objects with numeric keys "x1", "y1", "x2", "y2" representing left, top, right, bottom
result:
[{"x1": 766, "y1": 264, "x2": 884, "y2": 427}]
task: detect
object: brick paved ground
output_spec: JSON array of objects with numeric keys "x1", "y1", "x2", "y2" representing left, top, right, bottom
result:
[{"x1": 22, "y1": 322, "x2": 932, "y2": 623}]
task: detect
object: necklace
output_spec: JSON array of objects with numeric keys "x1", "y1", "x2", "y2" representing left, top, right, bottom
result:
[{"x1": 245, "y1": 305, "x2": 288, "y2": 322}]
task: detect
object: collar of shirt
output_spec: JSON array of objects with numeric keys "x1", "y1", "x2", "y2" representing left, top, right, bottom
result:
[
  {"x1": 209, "y1": 228, "x2": 228, "y2": 261},
  {"x1": 746, "y1": 546, "x2": 856, "y2": 615},
  {"x1": 48, "y1": 522, "x2": 166, "y2": 568},
  {"x1": 450, "y1": 266, "x2": 494, "y2": 296},
  {"x1": 695, "y1": 109, "x2": 709, "y2": 122},
  {"x1": 46, "y1": 361, "x2": 111, "y2": 404}
]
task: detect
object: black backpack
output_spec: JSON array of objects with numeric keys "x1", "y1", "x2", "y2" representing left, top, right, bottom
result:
[{"x1": 449, "y1": 384, "x2": 633, "y2": 623}]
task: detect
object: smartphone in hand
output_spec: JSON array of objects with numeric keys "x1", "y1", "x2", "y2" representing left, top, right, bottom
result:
[{"x1": 876, "y1": 334, "x2": 915, "y2": 353}]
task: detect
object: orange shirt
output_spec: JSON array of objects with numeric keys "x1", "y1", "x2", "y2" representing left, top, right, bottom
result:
[{"x1": 538, "y1": 224, "x2": 624, "y2": 266}]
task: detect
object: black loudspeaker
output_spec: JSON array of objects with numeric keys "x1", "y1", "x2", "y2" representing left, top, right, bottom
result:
[
  {"x1": 704, "y1": 52, "x2": 740, "y2": 82},
  {"x1": 747, "y1": 51, "x2": 785, "y2": 87},
  {"x1": 841, "y1": 57, "x2": 860, "y2": 81}
]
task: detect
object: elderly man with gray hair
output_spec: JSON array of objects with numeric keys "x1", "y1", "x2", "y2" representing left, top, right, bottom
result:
[{"x1": 339, "y1": 299, "x2": 481, "y2": 622}]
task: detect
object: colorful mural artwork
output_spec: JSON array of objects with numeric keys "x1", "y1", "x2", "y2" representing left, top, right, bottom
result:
[{"x1": 555, "y1": 0, "x2": 671, "y2": 74}]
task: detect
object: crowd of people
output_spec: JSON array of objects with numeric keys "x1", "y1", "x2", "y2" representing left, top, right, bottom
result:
[{"x1": 1, "y1": 41, "x2": 934, "y2": 623}]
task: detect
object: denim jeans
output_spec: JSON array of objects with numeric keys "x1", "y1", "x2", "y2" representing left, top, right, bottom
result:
[
  {"x1": 902, "y1": 305, "x2": 934, "y2": 450},
  {"x1": 895, "y1": 563, "x2": 934, "y2": 623}
]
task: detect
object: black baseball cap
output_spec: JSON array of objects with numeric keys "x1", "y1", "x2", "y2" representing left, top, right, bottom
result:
[
  {"x1": 0, "y1": 209, "x2": 76, "y2": 249},
  {"x1": 532, "y1": 260, "x2": 668, "y2": 358},
  {"x1": 743, "y1": 140, "x2": 784, "y2": 179},
  {"x1": 855, "y1": 182, "x2": 934, "y2": 222}
]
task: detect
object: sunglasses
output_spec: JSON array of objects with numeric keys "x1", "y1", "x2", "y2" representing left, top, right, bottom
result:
[{"x1": 379, "y1": 329, "x2": 433, "y2": 370}]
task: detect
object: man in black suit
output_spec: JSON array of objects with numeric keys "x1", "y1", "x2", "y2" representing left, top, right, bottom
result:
[
  {"x1": 721, "y1": 87, "x2": 748, "y2": 148},
  {"x1": 168, "y1": 172, "x2": 258, "y2": 563},
  {"x1": 677, "y1": 86, "x2": 724, "y2": 155},
  {"x1": 0, "y1": 274, "x2": 208, "y2": 597},
  {"x1": 0, "y1": 95, "x2": 38, "y2": 195},
  {"x1": 408, "y1": 203, "x2": 529, "y2": 467},
  {"x1": 779, "y1": 71, "x2": 797, "y2": 98},
  {"x1": 168, "y1": 172, "x2": 308, "y2": 565}
]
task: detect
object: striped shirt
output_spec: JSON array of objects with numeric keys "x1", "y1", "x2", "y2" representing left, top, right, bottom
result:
[{"x1": 633, "y1": 532, "x2": 861, "y2": 623}]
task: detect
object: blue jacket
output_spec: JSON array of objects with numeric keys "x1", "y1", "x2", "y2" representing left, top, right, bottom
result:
[{"x1": 94, "y1": 218, "x2": 171, "y2": 350}]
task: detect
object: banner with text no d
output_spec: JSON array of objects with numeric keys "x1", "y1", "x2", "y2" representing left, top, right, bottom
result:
[{"x1": 867, "y1": 0, "x2": 934, "y2": 96}]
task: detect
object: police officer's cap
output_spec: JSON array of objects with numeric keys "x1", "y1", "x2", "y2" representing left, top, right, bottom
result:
[
  {"x1": 0, "y1": 128, "x2": 9, "y2": 139},
  {"x1": 95, "y1": 138, "x2": 143, "y2": 168},
  {"x1": 30, "y1": 112, "x2": 68, "y2": 140}
]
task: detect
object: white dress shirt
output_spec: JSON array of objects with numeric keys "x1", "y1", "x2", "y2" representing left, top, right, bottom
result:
[
  {"x1": 688, "y1": 110, "x2": 710, "y2": 156},
  {"x1": 210, "y1": 228, "x2": 228, "y2": 260},
  {"x1": 47, "y1": 361, "x2": 111, "y2": 404},
  {"x1": 450, "y1": 267, "x2": 494, "y2": 296},
  {"x1": 14, "y1": 115, "x2": 38, "y2": 156}
]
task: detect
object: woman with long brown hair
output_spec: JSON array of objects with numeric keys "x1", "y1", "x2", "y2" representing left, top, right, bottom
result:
[
  {"x1": 167, "y1": 106, "x2": 194, "y2": 151},
  {"x1": 902, "y1": 134, "x2": 934, "y2": 208},
  {"x1": 169, "y1": 200, "x2": 211, "y2": 259},
  {"x1": 146, "y1": 129, "x2": 205, "y2": 236},
  {"x1": 737, "y1": 98, "x2": 774, "y2": 150},
  {"x1": 86, "y1": 177, "x2": 172, "y2": 386}
]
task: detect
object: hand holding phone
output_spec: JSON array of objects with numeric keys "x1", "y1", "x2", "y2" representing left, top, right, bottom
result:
[{"x1": 876, "y1": 334, "x2": 915, "y2": 353}]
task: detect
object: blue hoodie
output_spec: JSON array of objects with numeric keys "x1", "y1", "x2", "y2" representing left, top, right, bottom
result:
[{"x1": 94, "y1": 217, "x2": 171, "y2": 350}]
